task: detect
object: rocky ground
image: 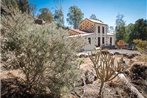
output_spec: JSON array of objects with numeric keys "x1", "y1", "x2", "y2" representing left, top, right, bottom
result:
[
  {"x1": 71, "y1": 50, "x2": 147, "y2": 98},
  {"x1": 1, "y1": 49, "x2": 147, "y2": 98}
]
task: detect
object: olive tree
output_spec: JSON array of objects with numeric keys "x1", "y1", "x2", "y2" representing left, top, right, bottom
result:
[{"x1": 1, "y1": 10, "x2": 81, "y2": 98}]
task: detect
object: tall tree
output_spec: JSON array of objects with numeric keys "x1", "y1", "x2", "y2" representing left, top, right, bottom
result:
[
  {"x1": 54, "y1": 8, "x2": 64, "y2": 28},
  {"x1": 38, "y1": 8, "x2": 53, "y2": 23},
  {"x1": 67, "y1": 6, "x2": 84, "y2": 29},
  {"x1": 90, "y1": 14, "x2": 98, "y2": 20},
  {"x1": 127, "y1": 19, "x2": 147, "y2": 44},
  {"x1": 125, "y1": 23, "x2": 134, "y2": 43},
  {"x1": 115, "y1": 14, "x2": 126, "y2": 42},
  {"x1": 133, "y1": 19, "x2": 147, "y2": 40},
  {"x1": 109, "y1": 26, "x2": 115, "y2": 33}
]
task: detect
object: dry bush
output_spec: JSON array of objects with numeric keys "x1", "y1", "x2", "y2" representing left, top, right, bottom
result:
[
  {"x1": 1, "y1": 10, "x2": 81, "y2": 98},
  {"x1": 117, "y1": 40, "x2": 125, "y2": 48},
  {"x1": 133, "y1": 39, "x2": 147, "y2": 54},
  {"x1": 133, "y1": 39, "x2": 147, "y2": 62},
  {"x1": 89, "y1": 50, "x2": 125, "y2": 97},
  {"x1": 136, "y1": 54, "x2": 147, "y2": 62}
]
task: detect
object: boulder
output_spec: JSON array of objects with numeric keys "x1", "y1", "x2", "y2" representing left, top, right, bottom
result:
[
  {"x1": 123, "y1": 53, "x2": 139, "y2": 59},
  {"x1": 85, "y1": 70, "x2": 97, "y2": 84},
  {"x1": 130, "y1": 62, "x2": 147, "y2": 80},
  {"x1": 114, "y1": 52, "x2": 121, "y2": 55},
  {"x1": 128, "y1": 62, "x2": 147, "y2": 98},
  {"x1": 74, "y1": 68, "x2": 97, "y2": 87},
  {"x1": 34, "y1": 19, "x2": 45, "y2": 25},
  {"x1": 79, "y1": 64, "x2": 97, "y2": 84}
]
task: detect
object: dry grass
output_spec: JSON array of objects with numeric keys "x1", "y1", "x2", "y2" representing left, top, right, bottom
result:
[
  {"x1": 136, "y1": 54, "x2": 147, "y2": 63},
  {"x1": 0, "y1": 69, "x2": 25, "y2": 80}
]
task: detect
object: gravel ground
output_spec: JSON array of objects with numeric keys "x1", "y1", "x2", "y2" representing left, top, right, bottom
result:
[
  {"x1": 107, "y1": 49, "x2": 140, "y2": 55},
  {"x1": 77, "y1": 49, "x2": 140, "y2": 56}
]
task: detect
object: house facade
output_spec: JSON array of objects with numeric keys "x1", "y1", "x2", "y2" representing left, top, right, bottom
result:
[{"x1": 68, "y1": 18, "x2": 115, "y2": 51}]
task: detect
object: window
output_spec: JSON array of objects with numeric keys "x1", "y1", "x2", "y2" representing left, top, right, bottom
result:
[
  {"x1": 88, "y1": 38, "x2": 91, "y2": 44},
  {"x1": 98, "y1": 26, "x2": 100, "y2": 33},
  {"x1": 98, "y1": 37, "x2": 100, "y2": 46},
  {"x1": 102, "y1": 26, "x2": 104, "y2": 33},
  {"x1": 110, "y1": 37, "x2": 112, "y2": 45},
  {"x1": 102, "y1": 37, "x2": 105, "y2": 44}
]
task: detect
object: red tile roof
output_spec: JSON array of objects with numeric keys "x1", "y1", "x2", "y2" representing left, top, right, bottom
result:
[
  {"x1": 70, "y1": 29, "x2": 88, "y2": 34},
  {"x1": 80, "y1": 18, "x2": 107, "y2": 25}
]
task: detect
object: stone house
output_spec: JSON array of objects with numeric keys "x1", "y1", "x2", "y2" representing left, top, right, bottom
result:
[{"x1": 68, "y1": 18, "x2": 116, "y2": 51}]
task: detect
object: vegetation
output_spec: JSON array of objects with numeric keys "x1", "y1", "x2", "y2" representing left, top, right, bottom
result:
[
  {"x1": 1, "y1": 0, "x2": 146, "y2": 98},
  {"x1": 133, "y1": 39, "x2": 147, "y2": 54},
  {"x1": 54, "y1": 8, "x2": 64, "y2": 28},
  {"x1": 136, "y1": 55, "x2": 147, "y2": 62},
  {"x1": 38, "y1": 8, "x2": 53, "y2": 23},
  {"x1": 124, "y1": 23, "x2": 134, "y2": 43},
  {"x1": 67, "y1": 6, "x2": 84, "y2": 29},
  {"x1": 117, "y1": 40, "x2": 125, "y2": 48},
  {"x1": 89, "y1": 50, "x2": 125, "y2": 97},
  {"x1": 129, "y1": 19, "x2": 147, "y2": 43},
  {"x1": 1, "y1": 0, "x2": 33, "y2": 14},
  {"x1": 115, "y1": 14, "x2": 126, "y2": 42},
  {"x1": 1, "y1": 4, "x2": 82, "y2": 97},
  {"x1": 90, "y1": 14, "x2": 98, "y2": 20},
  {"x1": 115, "y1": 14, "x2": 147, "y2": 47}
]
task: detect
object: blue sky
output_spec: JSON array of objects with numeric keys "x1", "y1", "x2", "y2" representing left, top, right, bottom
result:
[{"x1": 29, "y1": 0, "x2": 147, "y2": 27}]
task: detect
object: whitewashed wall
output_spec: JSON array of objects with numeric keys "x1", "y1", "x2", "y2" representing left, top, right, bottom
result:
[
  {"x1": 94, "y1": 24, "x2": 108, "y2": 46},
  {"x1": 106, "y1": 34, "x2": 115, "y2": 45},
  {"x1": 81, "y1": 34, "x2": 96, "y2": 51},
  {"x1": 69, "y1": 22, "x2": 115, "y2": 51}
]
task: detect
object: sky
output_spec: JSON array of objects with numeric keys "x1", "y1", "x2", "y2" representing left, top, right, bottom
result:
[{"x1": 29, "y1": 0, "x2": 147, "y2": 27}]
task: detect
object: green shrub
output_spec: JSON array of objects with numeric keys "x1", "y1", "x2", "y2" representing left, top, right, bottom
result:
[{"x1": 1, "y1": 11, "x2": 81, "y2": 98}]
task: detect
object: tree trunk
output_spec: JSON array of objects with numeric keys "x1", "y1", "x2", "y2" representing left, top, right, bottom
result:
[{"x1": 98, "y1": 81, "x2": 104, "y2": 98}]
